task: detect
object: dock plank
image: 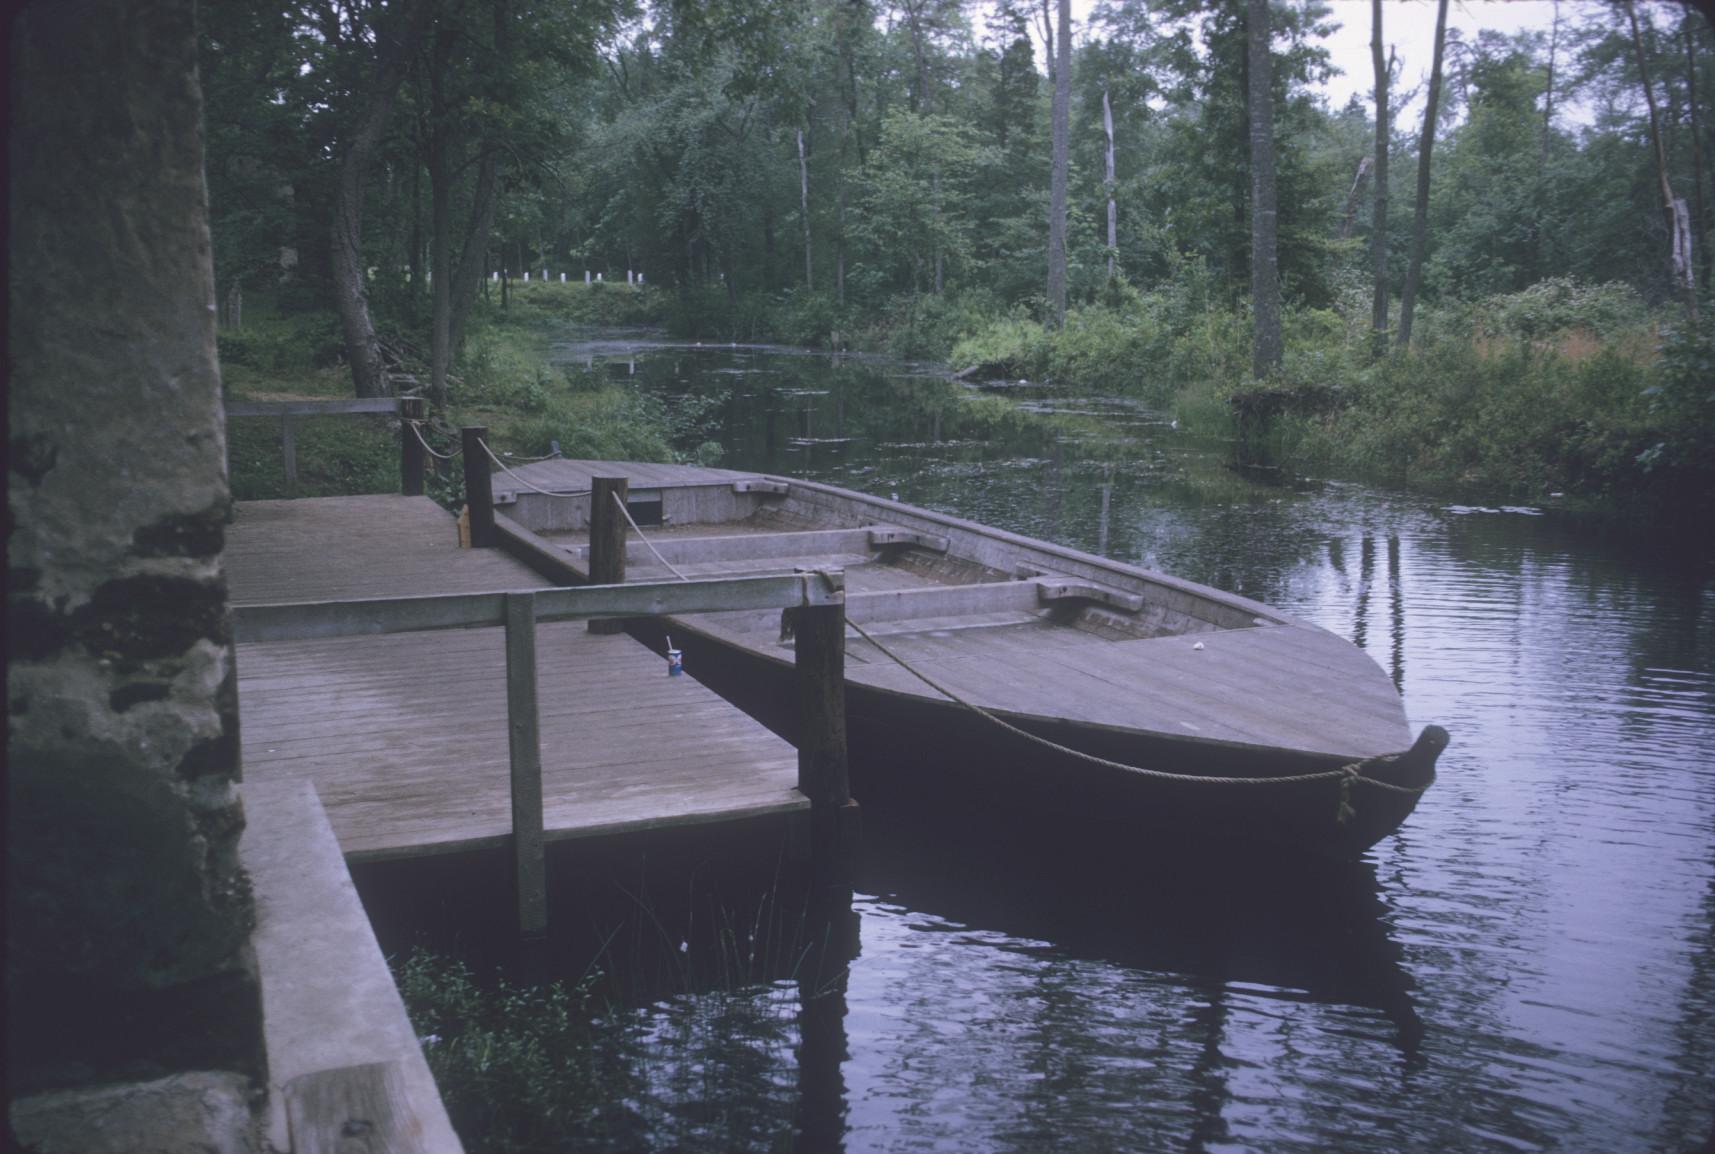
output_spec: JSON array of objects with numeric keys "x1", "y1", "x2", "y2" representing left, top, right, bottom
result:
[{"x1": 229, "y1": 495, "x2": 806, "y2": 863}]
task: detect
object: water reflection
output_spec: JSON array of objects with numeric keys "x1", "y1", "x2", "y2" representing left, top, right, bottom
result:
[{"x1": 529, "y1": 334, "x2": 1715, "y2": 1152}]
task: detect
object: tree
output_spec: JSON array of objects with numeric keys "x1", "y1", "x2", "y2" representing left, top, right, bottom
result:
[
  {"x1": 1397, "y1": 0, "x2": 1448, "y2": 350},
  {"x1": 1047, "y1": 0, "x2": 1071, "y2": 326},
  {"x1": 1625, "y1": 0, "x2": 1697, "y2": 314},
  {"x1": 1248, "y1": 0, "x2": 1281, "y2": 376},
  {"x1": 331, "y1": 0, "x2": 431, "y2": 398},
  {"x1": 1369, "y1": 0, "x2": 1390, "y2": 353}
]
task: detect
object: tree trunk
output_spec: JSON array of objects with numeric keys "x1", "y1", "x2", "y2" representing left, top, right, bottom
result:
[
  {"x1": 1541, "y1": 0, "x2": 1560, "y2": 172},
  {"x1": 933, "y1": 166, "x2": 943, "y2": 293},
  {"x1": 427, "y1": 0, "x2": 508, "y2": 406},
  {"x1": 799, "y1": 126, "x2": 814, "y2": 288},
  {"x1": 1370, "y1": 0, "x2": 1390, "y2": 355},
  {"x1": 448, "y1": 145, "x2": 499, "y2": 361},
  {"x1": 1103, "y1": 87, "x2": 1117, "y2": 281},
  {"x1": 1248, "y1": 0, "x2": 1282, "y2": 378},
  {"x1": 330, "y1": 0, "x2": 428, "y2": 398},
  {"x1": 1627, "y1": 0, "x2": 1697, "y2": 314},
  {"x1": 1397, "y1": 0, "x2": 1447, "y2": 351},
  {"x1": 1047, "y1": 0, "x2": 1071, "y2": 327},
  {"x1": 1340, "y1": 155, "x2": 1372, "y2": 239},
  {"x1": 1686, "y1": 16, "x2": 1711, "y2": 293}
]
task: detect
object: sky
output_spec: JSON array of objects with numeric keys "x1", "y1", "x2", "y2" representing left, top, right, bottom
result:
[
  {"x1": 1315, "y1": 0, "x2": 1576, "y2": 120},
  {"x1": 1050, "y1": 0, "x2": 1613, "y2": 126}
]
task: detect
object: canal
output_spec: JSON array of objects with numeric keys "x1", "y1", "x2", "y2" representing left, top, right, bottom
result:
[{"x1": 483, "y1": 334, "x2": 1715, "y2": 1152}]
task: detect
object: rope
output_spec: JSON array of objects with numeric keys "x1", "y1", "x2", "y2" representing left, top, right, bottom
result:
[
  {"x1": 616, "y1": 520, "x2": 1433, "y2": 823},
  {"x1": 610, "y1": 491, "x2": 690, "y2": 580},
  {"x1": 406, "y1": 419, "x2": 459, "y2": 460},
  {"x1": 476, "y1": 438, "x2": 590, "y2": 499}
]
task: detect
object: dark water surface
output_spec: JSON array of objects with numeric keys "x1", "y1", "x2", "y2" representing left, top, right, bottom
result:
[{"x1": 537, "y1": 336, "x2": 1715, "y2": 1152}]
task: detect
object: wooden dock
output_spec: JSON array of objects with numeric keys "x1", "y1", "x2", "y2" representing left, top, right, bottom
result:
[{"x1": 229, "y1": 495, "x2": 807, "y2": 864}]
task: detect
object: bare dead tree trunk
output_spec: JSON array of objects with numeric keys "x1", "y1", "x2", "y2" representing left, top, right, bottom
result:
[
  {"x1": 933, "y1": 166, "x2": 943, "y2": 293},
  {"x1": 1370, "y1": 0, "x2": 1391, "y2": 355},
  {"x1": 1341, "y1": 155, "x2": 1372, "y2": 239},
  {"x1": 1103, "y1": 87, "x2": 1117, "y2": 281},
  {"x1": 1398, "y1": 0, "x2": 1448, "y2": 351},
  {"x1": 1038, "y1": 0, "x2": 1055, "y2": 86},
  {"x1": 799, "y1": 126, "x2": 814, "y2": 288},
  {"x1": 1047, "y1": 0, "x2": 1071, "y2": 327},
  {"x1": 1686, "y1": 15, "x2": 1711, "y2": 293},
  {"x1": 1541, "y1": 0, "x2": 1560, "y2": 172},
  {"x1": 1627, "y1": 0, "x2": 1698, "y2": 314},
  {"x1": 1248, "y1": 0, "x2": 1282, "y2": 377},
  {"x1": 331, "y1": 0, "x2": 428, "y2": 398}
]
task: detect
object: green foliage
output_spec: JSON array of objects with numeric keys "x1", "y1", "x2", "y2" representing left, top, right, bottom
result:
[
  {"x1": 395, "y1": 951, "x2": 629, "y2": 1152},
  {"x1": 216, "y1": 309, "x2": 345, "y2": 379},
  {"x1": 226, "y1": 415, "x2": 399, "y2": 501},
  {"x1": 1473, "y1": 277, "x2": 1649, "y2": 341}
]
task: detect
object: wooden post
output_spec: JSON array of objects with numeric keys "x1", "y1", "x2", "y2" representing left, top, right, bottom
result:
[
  {"x1": 793, "y1": 572, "x2": 857, "y2": 885},
  {"x1": 461, "y1": 426, "x2": 496, "y2": 547},
  {"x1": 399, "y1": 397, "x2": 425, "y2": 497},
  {"x1": 504, "y1": 592, "x2": 547, "y2": 938},
  {"x1": 587, "y1": 475, "x2": 628, "y2": 634},
  {"x1": 281, "y1": 413, "x2": 298, "y2": 496}
]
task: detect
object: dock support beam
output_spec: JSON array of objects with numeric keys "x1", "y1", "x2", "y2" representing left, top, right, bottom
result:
[
  {"x1": 399, "y1": 398, "x2": 425, "y2": 497},
  {"x1": 793, "y1": 578, "x2": 858, "y2": 887},
  {"x1": 588, "y1": 475, "x2": 628, "y2": 634},
  {"x1": 504, "y1": 592, "x2": 547, "y2": 940},
  {"x1": 462, "y1": 426, "x2": 496, "y2": 547}
]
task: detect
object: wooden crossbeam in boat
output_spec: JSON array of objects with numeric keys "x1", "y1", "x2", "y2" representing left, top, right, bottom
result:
[
  {"x1": 827, "y1": 576, "x2": 1144, "y2": 631},
  {"x1": 1033, "y1": 578, "x2": 1145, "y2": 613},
  {"x1": 564, "y1": 524, "x2": 948, "y2": 567},
  {"x1": 732, "y1": 478, "x2": 790, "y2": 495},
  {"x1": 866, "y1": 527, "x2": 949, "y2": 553}
]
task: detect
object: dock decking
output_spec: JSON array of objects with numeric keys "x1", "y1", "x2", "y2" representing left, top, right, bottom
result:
[{"x1": 229, "y1": 495, "x2": 805, "y2": 863}]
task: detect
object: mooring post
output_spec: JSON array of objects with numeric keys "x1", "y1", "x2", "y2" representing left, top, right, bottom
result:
[
  {"x1": 794, "y1": 572, "x2": 858, "y2": 887},
  {"x1": 461, "y1": 426, "x2": 496, "y2": 547},
  {"x1": 587, "y1": 475, "x2": 628, "y2": 634},
  {"x1": 399, "y1": 397, "x2": 425, "y2": 497},
  {"x1": 281, "y1": 413, "x2": 298, "y2": 496},
  {"x1": 503, "y1": 592, "x2": 548, "y2": 940}
]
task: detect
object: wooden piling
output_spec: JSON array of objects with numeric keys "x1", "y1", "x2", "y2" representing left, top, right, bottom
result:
[
  {"x1": 399, "y1": 398, "x2": 426, "y2": 497},
  {"x1": 504, "y1": 592, "x2": 547, "y2": 937},
  {"x1": 793, "y1": 577, "x2": 858, "y2": 884},
  {"x1": 587, "y1": 476, "x2": 628, "y2": 634},
  {"x1": 462, "y1": 426, "x2": 496, "y2": 547},
  {"x1": 281, "y1": 414, "x2": 298, "y2": 496}
]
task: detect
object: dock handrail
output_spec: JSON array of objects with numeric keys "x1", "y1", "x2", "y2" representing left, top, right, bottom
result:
[
  {"x1": 223, "y1": 395, "x2": 429, "y2": 498},
  {"x1": 232, "y1": 571, "x2": 851, "y2": 938}
]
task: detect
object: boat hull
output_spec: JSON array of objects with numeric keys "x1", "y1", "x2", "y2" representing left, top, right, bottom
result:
[{"x1": 628, "y1": 618, "x2": 1443, "y2": 862}]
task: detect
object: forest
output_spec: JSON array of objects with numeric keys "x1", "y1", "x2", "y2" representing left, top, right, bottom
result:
[{"x1": 203, "y1": 0, "x2": 1715, "y2": 518}]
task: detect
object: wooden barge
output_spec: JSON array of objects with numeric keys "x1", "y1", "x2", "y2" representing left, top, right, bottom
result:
[{"x1": 490, "y1": 460, "x2": 1447, "y2": 861}]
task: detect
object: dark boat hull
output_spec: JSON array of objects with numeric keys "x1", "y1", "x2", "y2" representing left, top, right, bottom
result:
[{"x1": 629, "y1": 618, "x2": 1444, "y2": 862}]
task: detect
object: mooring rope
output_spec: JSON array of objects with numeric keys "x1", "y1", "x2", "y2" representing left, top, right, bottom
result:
[
  {"x1": 617, "y1": 520, "x2": 1433, "y2": 822},
  {"x1": 610, "y1": 490, "x2": 691, "y2": 580},
  {"x1": 406, "y1": 419, "x2": 459, "y2": 460},
  {"x1": 476, "y1": 438, "x2": 590, "y2": 499}
]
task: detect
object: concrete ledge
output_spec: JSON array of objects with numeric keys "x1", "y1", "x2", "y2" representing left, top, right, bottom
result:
[{"x1": 240, "y1": 779, "x2": 462, "y2": 1153}]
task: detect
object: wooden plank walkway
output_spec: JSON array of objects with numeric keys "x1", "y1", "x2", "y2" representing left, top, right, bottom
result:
[{"x1": 229, "y1": 495, "x2": 805, "y2": 862}]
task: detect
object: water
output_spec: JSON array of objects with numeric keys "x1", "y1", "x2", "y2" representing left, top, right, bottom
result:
[{"x1": 531, "y1": 336, "x2": 1715, "y2": 1152}]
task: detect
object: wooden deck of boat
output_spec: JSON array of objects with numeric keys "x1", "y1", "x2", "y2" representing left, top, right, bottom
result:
[{"x1": 228, "y1": 495, "x2": 804, "y2": 863}]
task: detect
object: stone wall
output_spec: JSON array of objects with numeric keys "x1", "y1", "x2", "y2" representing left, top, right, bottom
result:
[{"x1": 7, "y1": 0, "x2": 264, "y2": 1143}]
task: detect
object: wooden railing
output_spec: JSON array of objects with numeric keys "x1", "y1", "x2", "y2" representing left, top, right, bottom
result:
[
  {"x1": 232, "y1": 571, "x2": 850, "y2": 939},
  {"x1": 223, "y1": 396, "x2": 429, "y2": 497}
]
